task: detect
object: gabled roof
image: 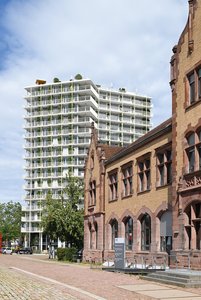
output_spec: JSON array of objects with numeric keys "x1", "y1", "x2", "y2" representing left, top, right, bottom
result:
[
  {"x1": 105, "y1": 117, "x2": 172, "y2": 166},
  {"x1": 98, "y1": 144, "x2": 124, "y2": 160}
]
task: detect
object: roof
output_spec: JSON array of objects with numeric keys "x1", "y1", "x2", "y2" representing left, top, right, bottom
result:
[
  {"x1": 98, "y1": 144, "x2": 124, "y2": 160},
  {"x1": 105, "y1": 117, "x2": 172, "y2": 165}
]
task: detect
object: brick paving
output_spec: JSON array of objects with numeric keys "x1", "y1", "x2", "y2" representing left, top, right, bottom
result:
[
  {"x1": 0, "y1": 265, "x2": 76, "y2": 300},
  {"x1": 1, "y1": 254, "x2": 201, "y2": 299}
]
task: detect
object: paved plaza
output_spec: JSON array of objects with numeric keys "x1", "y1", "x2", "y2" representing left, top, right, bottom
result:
[{"x1": 1, "y1": 254, "x2": 201, "y2": 299}]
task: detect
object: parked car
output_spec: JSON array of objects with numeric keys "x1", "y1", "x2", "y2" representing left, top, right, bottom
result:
[
  {"x1": 3, "y1": 247, "x2": 12, "y2": 255},
  {"x1": 18, "y1": 247, "x2": 33, "y2": 254}
]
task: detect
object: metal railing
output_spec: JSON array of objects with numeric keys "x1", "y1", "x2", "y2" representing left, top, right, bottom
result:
[{"x1": 90, "y1": 252, "x2": 201, "y2": 271}]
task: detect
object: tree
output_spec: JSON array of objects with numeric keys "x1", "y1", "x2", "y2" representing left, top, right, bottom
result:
[
  {"x1": 41, "y1": 173, "x2": 84, "y2": 249},
  {"x1": 74, "y1": 73, "x2": 83, "y2": 80},
  {"x1": 0, "y1": 201, "x2": 22, "y2": 245}
]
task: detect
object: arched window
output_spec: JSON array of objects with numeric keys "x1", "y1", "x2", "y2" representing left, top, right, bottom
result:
[
  {"x1": 141, "y1": 214, "x2": 151, "y2": 251},
  {"x1": 111, "y1": 219, "x2": 118, "y2": 250},
  {"x1": 184, "y1": 202, "x2": 201, "y2": 250},
  {"x1": 125, "y1": 217, "x2": 133, "y2": 250}
]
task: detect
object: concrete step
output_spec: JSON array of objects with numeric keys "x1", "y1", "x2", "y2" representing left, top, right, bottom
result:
[
  {"x1": 141, "y1": 270, "x2": 201, "y2": 288},
  {"x1": 161, "y1": 270, "x2": 201, "y2": 280},
  {"x1": 143, "y1": 275, "x2": 201, "y2": 288}
]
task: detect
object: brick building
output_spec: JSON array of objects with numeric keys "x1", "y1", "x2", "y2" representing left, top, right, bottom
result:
[{"x1": 83, "y1": 0, "x2": 201, "y2": 268}]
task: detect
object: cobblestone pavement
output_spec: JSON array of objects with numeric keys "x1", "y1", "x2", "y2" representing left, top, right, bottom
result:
[
  {"x1": 1, "y1": 254, "x2": 201, "y2": 300},
  {"x1": 0, "y1": 265, "x2": 77, "y2": 300}
]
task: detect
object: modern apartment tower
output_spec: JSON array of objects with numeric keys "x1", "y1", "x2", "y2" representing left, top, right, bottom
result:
[{"x1": 22, "y1": 76, "x2": 152, "y2": 250}]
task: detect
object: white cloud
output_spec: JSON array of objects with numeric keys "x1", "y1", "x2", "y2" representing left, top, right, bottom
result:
[{"x1": 0, "y1": 0, "x2": 188, "y2": 202}]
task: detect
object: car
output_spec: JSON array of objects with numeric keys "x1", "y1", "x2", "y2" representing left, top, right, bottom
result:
[
  {"x1": 18, "y1": 247, "x2": 33, "y2": 254},
  {"x1": 3, "y1": 247, "x2": 12, "y2": 255}
]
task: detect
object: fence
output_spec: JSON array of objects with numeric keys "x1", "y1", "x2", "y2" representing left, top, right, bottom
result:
[{"x1": 90, "y1": 252, "x2": 201, "y2": 271}]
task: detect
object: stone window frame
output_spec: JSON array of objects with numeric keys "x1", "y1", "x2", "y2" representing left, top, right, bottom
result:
[
  {"x1": 121, "y1": 161, "x2": 133, "y2": 198},
  {"x1": 185, "y1": 63, "x2": 201, "y2": 109},
  {"x1": 156, "y1": 145, "x2": 172, "y2": 188},
  {"x1": 108, "y1": 169, "x2": 118, "y2": 202},
  {"x1": 137, "y1": 153, "x2": 151, "y2": 193},
  {"x1": 184, "y1": 129, "x2": 201, "y2": 174}
]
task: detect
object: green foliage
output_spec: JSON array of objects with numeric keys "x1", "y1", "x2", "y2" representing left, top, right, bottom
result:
[
  {"x1": 53, "y1": 77, "x2": 60, "y2": 83},
  {"x1": 57, "y1": 247, "x2": 66, "y2": 260},
  {"x1": 0, "y1": 201, "x2": 22, "y2": 243},
  {"x1": 41, "y1": 173, "x2": 84, "y2": 249},
  {"x1": 57, "y1": 247, "x2": 77, "y2": 261},
  {"x1": 74, "y1": 74, "x2": 82, "y2": 80}
]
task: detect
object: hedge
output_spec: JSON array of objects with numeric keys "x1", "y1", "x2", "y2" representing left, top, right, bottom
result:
[{"x1": 57, "y1": 247, "x2": 77, "y2": 261}]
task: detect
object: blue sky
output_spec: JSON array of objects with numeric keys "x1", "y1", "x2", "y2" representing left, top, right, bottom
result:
[{"x1": 0, "y1": 0, "x2": 188, "y2": 203}]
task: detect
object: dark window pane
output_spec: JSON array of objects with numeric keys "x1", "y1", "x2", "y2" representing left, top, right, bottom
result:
[
  {"x1": 159, "y1": 165, "x2": 164, "y2": 186},
  {"x1": 141, "y1": 214, "x2": 151, "y2": 251},
  {"x1": 167, "y1": 163, "x2": 172, "y2": 184},
  {"x1": 199, "y1": 146, "x2": 201, "y2": 170},
  {"x1": 188, "y1": 148, "x2": 195, "y2": 172},
  {"x1": 189, "y1": 73, "x2": 195, "y2": 104},
  {"x1": 166, "y1": 150, "x2": 172, "y2": 161},
  {"x1": 138, "y1": 162, "x2": 144, "y2": 171},
  {"x1": 158, "y1": 153, "x2": 164, "y2": 164},
  {"x1": 187, "y1": 133, "x2": 195, "y2": 146},
  {"x1": 125, "y1": 217, "x2": 133, "y2": 250},
  {"x1": 198, "y1": 131, "x2": 201, "y2": 142}
]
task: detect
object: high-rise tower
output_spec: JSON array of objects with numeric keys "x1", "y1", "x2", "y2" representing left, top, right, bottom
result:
[{"x1": 22, "y1": 76, "x2": 152, "y2": 250}]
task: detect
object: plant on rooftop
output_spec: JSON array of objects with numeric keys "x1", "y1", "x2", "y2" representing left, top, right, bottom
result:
[
  {"x1": 74, "y1": 74, "x2": 82, "y2": 80},
  {"x1": 53, "y1": 77, "x2": 60, "y2": 83}
]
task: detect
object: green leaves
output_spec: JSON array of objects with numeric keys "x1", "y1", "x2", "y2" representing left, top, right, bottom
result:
[
  {"x1": 41, "y1": 173, "x2": 84, "y2": 248},
  {"x1": 0, "y1": 201, "x2": 22, "y2": 243}
]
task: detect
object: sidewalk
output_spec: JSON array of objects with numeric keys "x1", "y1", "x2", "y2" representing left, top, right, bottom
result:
[
  {"x1": 1, "y1": 254, "x2": 201, "y2": 300},
  {"x1": 0, "y1": 266, "x2": 76, "y2": 300}
]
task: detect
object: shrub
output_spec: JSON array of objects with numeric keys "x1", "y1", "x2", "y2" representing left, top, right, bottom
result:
[
  {"x1": 57, "y1": 248, "x2": 66, "y2": 261},
  {"x1": 53, "y1": 77, "x2": 60, "y2": 83},
  {"x1": 74, "y1": 74, "x2": 82, "y2": 80},
  {"x1": 57, "y1": 247, "x2": 78, "y2": 261}
]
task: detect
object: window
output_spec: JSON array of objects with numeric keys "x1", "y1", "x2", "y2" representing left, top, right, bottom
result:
[
  {"x1": 90, "y1": 154, "x2": 94, "y2": 170},
  {"x1": 89, "y1": 180, "x2": 96, "y2": 206},
  {"x1": 94, "y1": 222, "x2": 98, "y2": 249},
  {"x1": 156, "y1": 148, "x2": 172, "y2": 187},
  {"x1": 109, "y1": 171, "x2": 118, "y2": 201},
  {"x1": 186, "y1": 66, "x2": 201, "y2": 106},
  {"x1": 184, "y1": 202, "x2": 201, "y2": 250},
  {"x1": 125, "y1": 217, "x2": 133, "y2": 250},
  {"x1": 160, "y1": 211, "x2": 172, "y2": 253},
  {"x1": 111, "y1": 219, "x2": 118, "y2": 250},
  {"x1": 89, "y1": 223, "x2": 92, "y2": 249},
  {"x1": 198, "y1": 68, "x2": 201, "y2": 98},
  {"x1": 188, "y1": 73, "x2": 195, "y2": 104},
  {"x1": 185, "y1": 130, "x2": 201, "y2": 173},
  {"x1": 137, "y1": 157, "x2": 150, "y2": 192},
  {"x1": 122, "y1": 164, "x2": 133, "y2": 197},
  {"x1": 141, "y1": 214, "x2": 151, "y2": 251}
]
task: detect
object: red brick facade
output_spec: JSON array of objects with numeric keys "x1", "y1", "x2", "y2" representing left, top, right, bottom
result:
[{"x1": 84, "y1": 0, "x2": 201, "y2": 269}]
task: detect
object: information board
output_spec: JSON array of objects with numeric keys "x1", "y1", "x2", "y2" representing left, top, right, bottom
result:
[{"x1": 114, "y1": 238, "x2": 125, "y2": 269}]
